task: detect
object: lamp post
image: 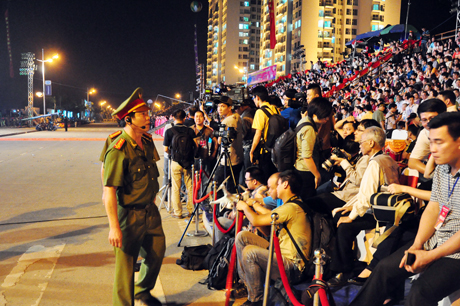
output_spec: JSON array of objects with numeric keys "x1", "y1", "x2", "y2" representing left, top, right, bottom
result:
[
  {"x1": 234, "y1": 65, "x2": 248, "y2": 84},
  {"x1": 36, "y1": 49, "x2": 58, "y2": 115},
  {"x1": 87, "y1": 88, "x2": 96, "y2": 119}
]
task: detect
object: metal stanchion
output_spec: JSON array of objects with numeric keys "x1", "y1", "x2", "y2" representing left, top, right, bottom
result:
[
  {"x1": 313, "y1": 249, "x2": 326, "y2": 306},
  {"x1": 167, "y1": 157, "x2": 171, "y2": 212},
  {"x1": 187, "y1": 168, "x2": 207, "y2": 237},
  {"x1": 262, "y1": 213, "x2": 279, "y2": 306},
  {"x1": 212, "y1": 181, "x2": 217, "y2": 246}
]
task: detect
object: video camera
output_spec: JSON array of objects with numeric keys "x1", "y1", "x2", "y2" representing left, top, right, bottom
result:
[{"x1": 214, "y1": 123, "x2": 237, "y2": 146}]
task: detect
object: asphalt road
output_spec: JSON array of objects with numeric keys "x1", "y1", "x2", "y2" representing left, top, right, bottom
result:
[{"x1": 0, "y1": 123, "x2": 229, "y2": 306}]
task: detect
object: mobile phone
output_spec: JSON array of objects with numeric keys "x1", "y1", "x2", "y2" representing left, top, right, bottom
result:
[{"x1": 406, "y1": 252, "x2": 416, "y2": 266}]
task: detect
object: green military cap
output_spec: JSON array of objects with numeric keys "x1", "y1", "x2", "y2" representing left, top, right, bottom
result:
[{"x1": 112, "y1": 87, "x2": 149, "y2": 120}]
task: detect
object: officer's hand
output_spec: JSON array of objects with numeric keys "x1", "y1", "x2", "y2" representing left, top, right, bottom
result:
[{"x1": 108, "y1": 227, "x2": 123, "y2": 248}]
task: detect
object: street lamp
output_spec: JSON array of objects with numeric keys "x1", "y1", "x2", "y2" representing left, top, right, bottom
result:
[
  {"x1": 36, "y1": 49, "x2": 59, "y2": 115},
  {"x1": 234, "y1": 65, "x2": 248, "y2": 83},
  {"x1": 87, "y1": 88, "x2": 97, "y2": 119},
  {"x1": 175, "y1": 93, "x2": 181, "y2": 99}
]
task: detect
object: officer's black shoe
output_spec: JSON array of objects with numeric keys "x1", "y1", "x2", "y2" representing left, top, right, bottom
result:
[
  {"x1": 327, "y1": 273, "x2": 347, "y2": 288},
  {"x1": 134, "y1": 292, "x2": 162, "y2": 306}
]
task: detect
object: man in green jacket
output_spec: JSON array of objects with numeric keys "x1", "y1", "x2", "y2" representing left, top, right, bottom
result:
[{"x1": 103, "y1": 88, "x2": 164, "y2": 306}]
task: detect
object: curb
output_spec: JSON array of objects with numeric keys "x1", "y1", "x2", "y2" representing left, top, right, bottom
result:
[{"x1": 0, "y1": 129, "x2": 40, "y2": 138}]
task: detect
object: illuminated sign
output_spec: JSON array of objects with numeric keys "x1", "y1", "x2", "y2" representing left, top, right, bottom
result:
[{"x1": 247, "y1": 65, "x2": 277, "y2": 86}]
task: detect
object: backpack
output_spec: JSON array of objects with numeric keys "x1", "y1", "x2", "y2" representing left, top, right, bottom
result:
[
  {"x1": 267, "y1": 278, "x2": 301, "y2": 306},
  {"x1": 304, "y1": 213, "x2": 336, "y2": 279},
  {"x1": 170, "y1": 125, "x2": 195, "y2": 169},
  {"x1": 281, "y1": 203, "x2": 335, "y2": 280},
  {"x1": 271, "y1": 122, "x2": 312, "y2": 172},
  {"x1": 203, "y1": 236, "x2": 235, "y2": 290},
  {"x1": 260, "y1": 106, "x2": 289, "y2": 149},
  {"x1": 176, "y1": 244, "x2": 212, "y2": 271},
  {"x1": 202, "y1": 235, "x2": 232, "y2": 270}
]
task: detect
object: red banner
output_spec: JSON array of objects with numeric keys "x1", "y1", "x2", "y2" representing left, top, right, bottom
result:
[{"x1": 268, "y1": 0, "x2": 276, "y2": 49}]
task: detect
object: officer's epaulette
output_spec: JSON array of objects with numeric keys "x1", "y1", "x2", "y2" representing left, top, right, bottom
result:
[
  {"x1": 114, "y1": 138, "x2": 126, "y2": 150},
  {"x1": 109, "y1": 130, "x2": 122, "y2": 139},
  {"x1": 142, "y1": 132, "x2": 153, "y2": 142}
]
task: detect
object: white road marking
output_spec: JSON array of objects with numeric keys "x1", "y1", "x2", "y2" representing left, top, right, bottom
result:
[{"x1": 0, "y1": 244, "x2": 65, "y2": 306}]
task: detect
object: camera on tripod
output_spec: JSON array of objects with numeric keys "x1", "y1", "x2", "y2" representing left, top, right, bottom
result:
[
  {"x1": 322, "y1": 147, "x2": 352, "y2": 171},
  {"x1": 214, "y1": 124, "x2": 237, "y2": 146}
]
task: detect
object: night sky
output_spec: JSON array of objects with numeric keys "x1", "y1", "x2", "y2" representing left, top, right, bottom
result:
[{"x1": 0, "y1": 0, "x2": 455, "y2": 112}]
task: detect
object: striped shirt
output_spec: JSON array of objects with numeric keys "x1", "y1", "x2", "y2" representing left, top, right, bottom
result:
[{"x1": 425, "y1": 164, "x2": 460, "y2": 259}]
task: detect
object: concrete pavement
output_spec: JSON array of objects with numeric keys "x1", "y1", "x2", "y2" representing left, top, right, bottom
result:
[{"x1": 0, "y1": 123, "x2": 242, "y2": 306}]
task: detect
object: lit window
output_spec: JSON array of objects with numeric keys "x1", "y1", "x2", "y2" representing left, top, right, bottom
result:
[{"x1": 244, "y1": 1, "x2": 250, "y2": 6}]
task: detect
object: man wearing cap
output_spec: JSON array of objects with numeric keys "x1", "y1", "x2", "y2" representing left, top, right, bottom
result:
[
  {"x1": 215, "y1": 96, "x2": 244, "y2": 194},
  {"x1": 103, "y1": 88, "x2": 164, "y2": 306},
  {"x1": 236, "y1": 99, "x2": 256, "y2": 188}
]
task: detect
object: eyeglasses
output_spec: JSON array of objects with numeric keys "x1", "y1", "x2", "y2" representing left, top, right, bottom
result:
[
  {"x1": 359, "y1": 139, "x2": 371, "y2": 145},
  {"x1": 245, "y1": 178, "x2": 254, "y2": 182}
]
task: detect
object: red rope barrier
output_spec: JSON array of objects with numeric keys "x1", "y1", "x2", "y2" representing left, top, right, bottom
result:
[
  {"x1": 273, "y1": 232, "x2": 304, "y2": 306},
  {"x1": 213, "y1": 204, "x2": 237, "y2": 234},
  {"x1": 274, "y1": 231, "x2": 331, "y2": 306},
  {"x1": 192, "y1": 170, "x2": 213, "y2": 204},
  {"x1": 224, "y1": 211, "x2": 244, "y2": 306}
]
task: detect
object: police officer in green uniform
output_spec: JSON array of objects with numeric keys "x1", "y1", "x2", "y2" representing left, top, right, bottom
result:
[{"x1": 103, "y1": 88, "x2": 164, "y2": 306}]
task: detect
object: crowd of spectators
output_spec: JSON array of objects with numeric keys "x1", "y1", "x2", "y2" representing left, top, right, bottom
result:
[{"x1": 163, "y1": 33, "x2": 460, "y2": 306}]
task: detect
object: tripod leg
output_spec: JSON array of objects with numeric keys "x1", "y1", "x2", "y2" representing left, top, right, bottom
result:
[{"x1": 177, "y1": 150, "x2": 225, "y2": 246}]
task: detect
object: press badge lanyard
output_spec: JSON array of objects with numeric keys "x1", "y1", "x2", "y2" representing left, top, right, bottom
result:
[{"x1": 435, "y1": 176, "x2": 460, "y2": 230}]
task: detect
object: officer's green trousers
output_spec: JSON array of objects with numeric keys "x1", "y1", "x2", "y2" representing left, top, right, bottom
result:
[{"x1": 113, "y1": 205, "x2": 165, "y2": 306}]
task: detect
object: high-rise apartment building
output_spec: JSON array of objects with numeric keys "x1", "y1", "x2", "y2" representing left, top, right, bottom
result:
[
  {"x1": 259, "y1": 0, "x2": 401, "y2": 78},
  {"x1": 206, "y1": 0, "x2": 262, "y2": 88}
]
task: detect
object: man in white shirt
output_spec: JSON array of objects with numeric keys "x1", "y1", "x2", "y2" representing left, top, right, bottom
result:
[{"x1": 408, "y1": 99, "x2": 447, "y2": 175}]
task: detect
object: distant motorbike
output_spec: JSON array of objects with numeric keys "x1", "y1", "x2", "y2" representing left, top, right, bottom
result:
[{"x1": 36, "y1": 121, "x2": 57, "y2": 131}]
